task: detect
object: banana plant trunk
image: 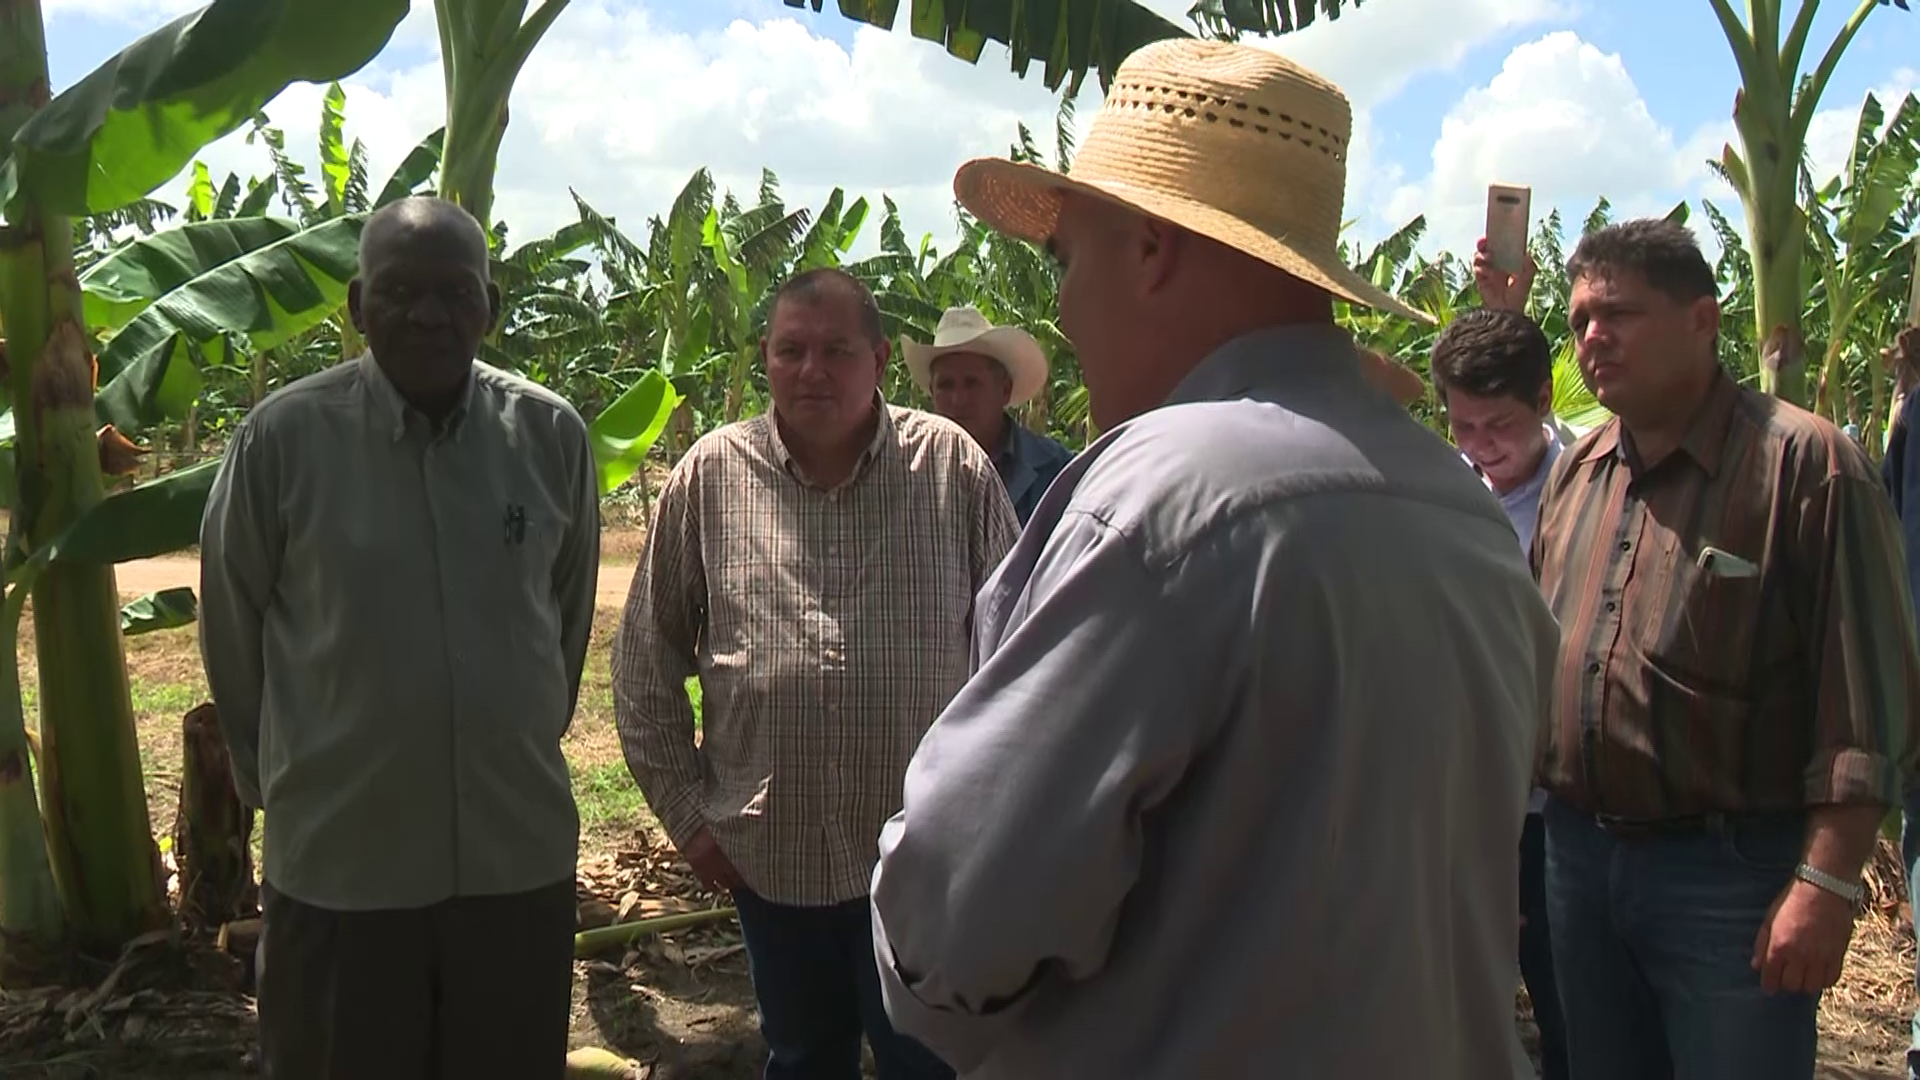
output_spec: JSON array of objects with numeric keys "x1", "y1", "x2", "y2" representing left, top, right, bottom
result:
[
  {"x1": 434, "y1": 0, "x2": 571, "y2": 230},
  {"x1": 0, "y1": 0, "x2": 169, "y2": 952},
  {"x1": 1711, "y1": 0, "x2": 1893, "y2": 405}
]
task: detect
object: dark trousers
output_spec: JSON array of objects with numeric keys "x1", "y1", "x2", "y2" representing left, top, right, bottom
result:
[
  {"x1": 258, "y1": 878, "x2": 577, "y2": 1080},
  {"x1": 1542, "y1": 797, "x2": 1817, "y2": 1080},
  {"x1": 730, "y1": 887, "x2": 954, "y2": 1080},
  {"x1": 1520, "y1": 812, "x2": 1570, "y2": 1080}
]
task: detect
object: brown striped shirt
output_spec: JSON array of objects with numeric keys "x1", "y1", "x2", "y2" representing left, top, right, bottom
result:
[
  {"x1": 1530, "y1": 369, "x2": 1919, "y2": 819},
  {"x1": 611, "y1": 401, "x2": 1020, "y2": 906}
]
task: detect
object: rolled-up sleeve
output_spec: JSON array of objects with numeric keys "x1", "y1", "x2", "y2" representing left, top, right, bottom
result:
[
  {"x1": 1798, "y1": 467, "x2": 1920, "y2": 805},
  {"x1": 870, "y1": 511, "x2": 1207, "y2": 1072},
  {"x1": 609, "y1": 461, "x2": 708, "y2": 848},
  {"x1": 198, "y1": 421, "x2": 283, "y2": 809}
]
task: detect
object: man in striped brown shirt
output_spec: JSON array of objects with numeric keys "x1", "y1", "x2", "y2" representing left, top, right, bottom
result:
[{"x1": 1531, "y1": 218, "x2": 1920, "y2": 1080}]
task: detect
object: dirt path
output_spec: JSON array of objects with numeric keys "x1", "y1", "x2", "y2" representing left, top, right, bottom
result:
[{"x1": 115, "y1": 555, "x2": 640, "y2": 610}]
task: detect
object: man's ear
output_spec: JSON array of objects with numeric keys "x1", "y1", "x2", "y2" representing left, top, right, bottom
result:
[
  {"x1": 348, "y1": 279, "x2": 365, "y2": 334},
  {"x1": 874, "y1": 336, "x2": 893, "y2": 380},
  {"x1": 1139, "y1": 216, "x2": 1185, "y2": 295},
  {"x1": 1533, "y1": 379, "x2": 1554, "y2": 419},
  {"x1": 486, "y1": 281, "x2": 504, "y2": 333},
  {"x1": 1689, "y1": 294, "x2": 1721, "y2": 343}
]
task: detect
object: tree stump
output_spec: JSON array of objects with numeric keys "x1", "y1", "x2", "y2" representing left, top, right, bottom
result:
[{"x1": 173, "y1": 702, "x2": 257, "y2": 934}]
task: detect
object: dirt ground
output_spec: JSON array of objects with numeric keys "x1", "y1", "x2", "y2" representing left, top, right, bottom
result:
[{"x1": 2, "y1": 520, "x2": 1914, "y2": 1077}]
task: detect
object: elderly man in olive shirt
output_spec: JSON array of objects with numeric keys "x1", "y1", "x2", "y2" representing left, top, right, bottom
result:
[{"x1": 199, "y1": 197, "x2": 600, "y2": 1080}]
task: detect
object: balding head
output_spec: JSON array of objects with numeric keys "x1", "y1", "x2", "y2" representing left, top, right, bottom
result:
[
  {"x1": 359, "y1": 197, "x2": 491, "y2": 279},
  {"x1": 349, "y1": 197, "x2": 501, "y2": 417},
  {"x1": 1047, "y1": 191, "x2": 1329, "y2": 430}
]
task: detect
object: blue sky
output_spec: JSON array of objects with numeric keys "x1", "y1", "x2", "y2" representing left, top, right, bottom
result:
[{"x1": 38, "y1": 0, "x2": 1920, "y2": 260}]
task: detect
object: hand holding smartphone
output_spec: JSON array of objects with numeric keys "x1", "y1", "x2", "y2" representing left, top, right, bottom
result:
[{"x1": 1485, "y1": 183, "x2": 1532, "y2": 277}]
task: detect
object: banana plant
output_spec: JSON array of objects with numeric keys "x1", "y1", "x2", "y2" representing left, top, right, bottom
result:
[
  {"x1": 1804, "y1": 92, "x2": 1920, "y2": 443},
  {"x1": 1707, "y1": 0, "x2": 1912, "y2": 404},
  {"x1": 435, "y1": 0, "x2": 572, "y2": 228},
  {"x1": 0, "y1": 0, "x2": 407, "y2": 956}
]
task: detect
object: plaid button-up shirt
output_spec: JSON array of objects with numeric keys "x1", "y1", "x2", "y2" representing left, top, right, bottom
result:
[
  {"x1": 1531, "y1": 369, "x2": 1920, "y2": 820},
  {"x1": 612, "y1": 402, "x2": 1020, "y2": 905}
]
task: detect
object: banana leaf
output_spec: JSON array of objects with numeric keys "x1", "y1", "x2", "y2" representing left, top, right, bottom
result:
[
  {"x1": 79, "y1": 217, "x2": 302, "y2": 333},
  {"x1": 588, "y1": 370, "x2": 681, "y2": 496},
  {"x1": 93, "y1": 214, "x2": 366, "y2": 433},
  {"x1": 121, "y1": 588, "x2": 198, "y2": 637},
  {"x1": 0, "y1": 0, "x2": 410, "y2": 218},
  {"x1": 39, "y1": 459, "x2": 220, "y2": 568}
]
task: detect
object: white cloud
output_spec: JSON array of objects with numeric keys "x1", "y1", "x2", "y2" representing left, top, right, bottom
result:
[
  {"x1": 152, "y1": 2, "x2": 1074, "y2": 261},
  {"x1": 1136, "y1": 0, "x2": 1569, "y2": 239},
  {"x1": 1385, "y1": 31, "x2": 1702, "y2": 258},
  {"x1": 136, "y1": 0, "x2": 1572, "y2": 266}
]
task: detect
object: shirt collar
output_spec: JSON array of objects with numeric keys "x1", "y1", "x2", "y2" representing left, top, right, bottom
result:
[
  {"x1": 360, "y1": 351, "x2": 477, "y2": 442},
  {"x1": 1579, "y1": 366, "x2": 1739, "y2": 478},
  {"x1": 1163, "y1": 323, "x2": 1366, "y2": 407},
  {"x1": 769, "y1": 392, "x2": 895, "y2": 491}
]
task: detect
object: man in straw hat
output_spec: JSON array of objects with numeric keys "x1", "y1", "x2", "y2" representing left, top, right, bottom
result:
[
  {"x1": 908, "y1": 306, "x2": 1075, "y2": 524},
  {"x1": 869, "y1": 38, "x2": 1556, "y2": 1079}
]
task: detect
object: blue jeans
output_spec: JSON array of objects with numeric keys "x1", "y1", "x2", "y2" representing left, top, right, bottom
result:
[
  {"x1": 1520, "y1": 812, "x2": 1570, "y2": 1080},
  {"x1": 1542, "y1": 797, "x2": 1818, "y2": 1080},
  {"x1": 730, "y1": 887, "x2": 954, "y2": 1080},
  {"x1": 1902, "y1": 789, "x2": 1920, "y2": 1080}
]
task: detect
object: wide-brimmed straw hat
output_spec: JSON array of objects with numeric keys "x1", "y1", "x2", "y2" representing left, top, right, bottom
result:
[
  {"x1": 952, "y1": 38, "x2": 1431, "y2": 326},
  {"x1": 904, "y1": 306, "x2": 1050, "y2": 406}
]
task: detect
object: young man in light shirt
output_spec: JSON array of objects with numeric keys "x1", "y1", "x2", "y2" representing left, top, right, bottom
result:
[{"x1": 1431, "y1": 241, "x2": 1569, "y2": 1080}]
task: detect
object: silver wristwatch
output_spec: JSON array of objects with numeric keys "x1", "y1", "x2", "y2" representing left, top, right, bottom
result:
[{"x1": 1794, "y1": 862, "x2": 1865, "y2": 909}]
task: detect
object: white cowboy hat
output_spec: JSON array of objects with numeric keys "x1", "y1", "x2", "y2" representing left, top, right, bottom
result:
[
  {"x1": 951, "y1": 38, "x2": 1432, "y2": 326},
  {"x1": 904, "y1": 306, "x2": 1051, "y2": 406}
]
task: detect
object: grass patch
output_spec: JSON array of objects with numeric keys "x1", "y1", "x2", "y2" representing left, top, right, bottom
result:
[{"x1": 572, "y1": 757, "x2": 649, "y2": 836}]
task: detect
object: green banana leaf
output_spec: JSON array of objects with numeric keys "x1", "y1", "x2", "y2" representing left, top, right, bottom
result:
[
  {"x1": 94, "y1": 214, "x2": 366, "y2": 434},
  {"x1": 0, "y1": 0, "x2": 410, "y2": 218},
  {"x1": 794, "y1": 0, "x2": 1193, "y2": 91},
  {"x1": 79, "y1": 217, "x2": 302, "y2": 333},
  {"x1": 589, "y1": 370, "x2": 682, "y2": 496},
  {"x1": 376, "y1": 128, "x2": 447, "y2": 209},
  {"x1": 121, "y1": 588, "x2": 198, "y2": 637},
  {"x1": 39, "y1": 459, "x2": 220, "y2": 567}
]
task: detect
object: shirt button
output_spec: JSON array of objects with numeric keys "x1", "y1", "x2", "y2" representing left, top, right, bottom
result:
[
  {"x1": 1588, "y1": 662, "x2": 1601, "y2": 674},
  {"x1": 1604, "y1": 601, "x2": 1617, "y2": 612},
  {"x1": 1618, "y1": 540, "x2": 1631, "y2": 552}
]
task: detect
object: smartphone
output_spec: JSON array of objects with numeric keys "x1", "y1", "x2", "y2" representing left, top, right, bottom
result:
[{"x1": 1486, "y1": 184, "x2": 1532, "y2": 276}]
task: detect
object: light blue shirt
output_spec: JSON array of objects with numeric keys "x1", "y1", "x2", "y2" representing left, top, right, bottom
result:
[{"x1": 871, "y1": 325, "x2": 1555, "y2": 1079}]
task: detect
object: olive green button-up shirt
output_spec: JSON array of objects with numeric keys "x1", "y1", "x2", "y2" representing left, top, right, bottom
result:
[{"x1": 199, "y1": 353, "x2": 601, "y2": 912}]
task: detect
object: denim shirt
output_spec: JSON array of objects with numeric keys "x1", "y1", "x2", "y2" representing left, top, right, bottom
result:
[{"x1": 994, "y1": 415, "x2": 1076, "y2": 525}]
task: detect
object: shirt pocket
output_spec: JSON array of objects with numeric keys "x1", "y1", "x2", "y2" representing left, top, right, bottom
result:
[{"x1": 1645, "y1": 547, "x2": 1775, "y2": 701}]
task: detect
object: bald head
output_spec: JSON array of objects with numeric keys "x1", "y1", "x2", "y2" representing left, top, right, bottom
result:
[
  {"x1": 359, "y1": 196, "x2": 491, "y2": 279},
  {"x1": 350, "y1": 196, "x2": 501, "y2": 417},
  {"x1": 1047, "y1": 191, "x2": 1330, "y2": 430}
]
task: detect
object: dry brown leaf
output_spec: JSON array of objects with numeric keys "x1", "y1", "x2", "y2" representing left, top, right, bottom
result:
[{"x1": 682, "y1": 943, "x2": 744, "y2": 968}]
